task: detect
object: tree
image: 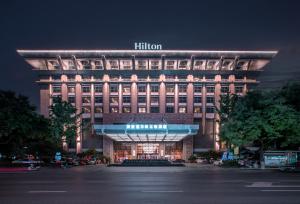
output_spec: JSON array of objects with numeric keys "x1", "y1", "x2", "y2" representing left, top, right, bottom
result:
[
  {"x1": 49, "y1": 97, "x2": 80, "y2": 148},
  {"x1": 219, "y1": 89, "x2": 300, "y2": 162},
  {"x1": 0, "y1": 91, "x2": 56, "y2": 157}
]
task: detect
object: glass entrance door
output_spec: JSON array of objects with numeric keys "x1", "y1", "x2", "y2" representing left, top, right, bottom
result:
[{"x1": 137, "y1": 143, "x2": 160, "y2": 159}]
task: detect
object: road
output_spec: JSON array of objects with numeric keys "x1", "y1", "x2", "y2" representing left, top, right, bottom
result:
[{"x1": 1, "y1": 165, "x2": 300, "y2": 204}]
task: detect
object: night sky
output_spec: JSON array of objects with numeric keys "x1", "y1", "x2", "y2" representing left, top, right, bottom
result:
[{"x1": 0, "y1": 0, "x2": 299, "y2": 110}]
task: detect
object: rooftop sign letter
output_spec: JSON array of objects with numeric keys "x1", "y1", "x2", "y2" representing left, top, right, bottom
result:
[{"x1": 134, "y1": 42, "x2": 162, "y2": 50}]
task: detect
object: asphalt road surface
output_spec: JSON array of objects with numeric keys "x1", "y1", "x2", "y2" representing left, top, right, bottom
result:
[{"x1": 1, "y1": 165, "x2": 300, "y2": 204}]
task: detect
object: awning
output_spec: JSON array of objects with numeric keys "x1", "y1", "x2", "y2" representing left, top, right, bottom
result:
[{"x1": 94, "y1": 124, "x2": 199, "y2": 142}]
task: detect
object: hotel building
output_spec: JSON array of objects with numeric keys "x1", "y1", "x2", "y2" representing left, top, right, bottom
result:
[{"x1": 18, "y1": 50, "x2": 277, "y2": 162}]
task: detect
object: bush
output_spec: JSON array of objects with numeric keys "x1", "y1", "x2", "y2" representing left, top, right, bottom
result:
[
  {"x1": 221, "y1": 160, "x2": 240, "y2": 168},
  {"x1": 196, "y1": 150, "x2": 222, "y2": 163},
  {"x1": 188, "y1": 154, "x2": 197, "y2": 163}
]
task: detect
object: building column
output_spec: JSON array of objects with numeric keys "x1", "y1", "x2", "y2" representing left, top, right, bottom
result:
[
  {"x1": 103, "y1": 136, "x2": 114, "y2": 163},
  {"x1": 201, "y1": 81, "x2": 206, "y2": 135},
  {"x1": 229, "y1": 75, "x2": 235, "y2": 94},
  {"x1": 119, "y1": 83, "x2": 123, "y2": 113},
  {"x1": 131, "y1": 143, "x2": 137, "y2": 159},
  {"x1": 75, "y1": 75, "x2": 82, "y2": 154},
  {"x1": 159, "y1": 143, "x2": 165, "y2": 159},
  {"x1": 131, "y1": 82, "x2": 137, "y2": 114},
  {"x1": 243, "y1": 76, "x2": 247, "y2": 95},
  {"x1": 214, "y1": 75, "x2": 221, "y2": 151},
  {"x1": 40, "y1": 84, "x2": 50, "y2": 117},
  {"x1": 187, "y1": 79, "x2": 194, "y2": 114},
  {"x1": 159, "y1": 81, "x2": 166, "y2": 113},
  {"x1": 183, "y1": 137, "x2": 193, "y2": 161},
  {"x1": 90, "y1": 82, "x2": 95, "y2": 124},
  {"x1": 146, "y1": 83, "x2": 151, "y2": 113},
  {"x1": 174, "y1": 83, "x2": 179, "y2": 113},
  {"x1": 103, "y1": 75, "x2": 110, "y2": 113},
  {"x1": 61, "y1": 75, "x2": 68, "y2": 101}
]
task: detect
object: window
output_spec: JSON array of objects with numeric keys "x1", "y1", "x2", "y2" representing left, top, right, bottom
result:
[
  {"x1": 194, "y1": 86, "x2": 202, "y2": 93},
  {"x1": 179, "y1": 107, "x2": 186, "y2": 113},
  {"x1": 194, "y1": 60, "x2": 205, "y2": 70},
  {"x1": 82, "y1": 96, "x2": 91, "y2": 104},
  {"x1": 94, "y1": 85, "x2": 102, "y2": 93},
  {"x1": 82, "y1": 85, "x2": 91, "y2": 93},
  {"x1": 81, "y1": 60, "x2": 91, "y2": 70},
  {"x1": 138, "y1": 107, "x2": 146, "y2": 113},
  {"x1": 95, "y1": 96, "x2": 103, "y2": 103},
  {"x1": 166, "y1": 60, "x2": 175, "y2": 70},
  {"x1": 221, "y1": 86, "x2": 229, "y2": 93},
  {"x1": 194, "y1": 107, "x2": 202, "y2": 113},
  {"x1": 110, "y1": 107, "x2": 119, "y2": 113},
  {"x1": 94, "y1": 60, "x2": 103, "y2": 69},
  {"x1": 110, "y1": 84, "x2": 118, "y2": 93},
  {"x1": 150, "y1": 107, "x2": 159, "y2": 113},
  {"x1": 49, "y1": 60, "x2": 60, "y2": 70},
  {"x1": 68, "y1": 86, "x2": 75, "y2": 93},
  {"x1": 110, "y1": 97, "x2": 119, "y2": 104},
  {"x1": 95, "y1": 106, "x2": 103, "y2": 113},
  {"x1": 151, "y1": 85, "x2": 159, "y2": 92},
  {"x1": 206, "y1": 107, "x2": 215, "y2": 113},
  {"x1": 178, "y1": 60, "x2": 189, "y2": 69},
  {"x1": 166, "y1": 106, "x2": 174, "y2": 113},
  {"x1": 150, "y1": 60, "x2": 160, "y2": 70},
  {"x1": 68, "y1": 96, "x2": 75, "y2": 103},
  {"x1": 166, "y1": 96, "x2": 174, "y2": 103},
  {"x1": 178, "y1": 85, "x2": 187, "y2": 92},
  {"x1": 108, "y1": 60, "x2": 119, "y2": 70},
  {"x1": 123, "y1": 96, "x2": 131, "y2": 103},
  {"x1": 206, "y1": 97, "x2": 215, "y2": 104},
  {"x1": 151, "y1": 96, "x2": 159, "y2": 103},
  {"x1": 52, "y1": 86, "x2": 61, "y2": 93},
  {"x1": 136, "y1": 60, "x2": 147, "y2": 70},
  {"x1": 194, "y1": 96, "x2": 202, "y2": 103},
  {"x1": 122, "y1": 84, "x2": 131, "y2": 93},
  {"x1": 179, "y1": 96, "x2": 187, "y2": 103},
  {"x1": 166, "y1": 84, "x2": 174, "y2": 93},
  {"x1": 138, "y1": 96, "x2": 146, "y2": 103},
  {"x1": 235, "y1": 86, "x2": 243, "y2": 93},
  {"x1": 121, "y1": 60, "x2": 132, "y2": 70},
  {"x1": 138, "y1": 85, "x2": 146, "y2": 93},
  {"x1": 123, "y1": 107, "x2": 131, "y2": 113},
  {"x1": 206, "y1": 86, "x2": 215, "y2": 93},
  {"x1": 82, "y1": 107, "x2": 91, "y2": 113}
]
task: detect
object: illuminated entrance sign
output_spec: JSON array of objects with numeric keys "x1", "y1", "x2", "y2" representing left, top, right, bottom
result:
[
  {"x1": 126, "y1": 124, "x2": 167, "y2": 130},
  {"x1": 134, "y1": 42, "x2": 162, "y2": 50}
]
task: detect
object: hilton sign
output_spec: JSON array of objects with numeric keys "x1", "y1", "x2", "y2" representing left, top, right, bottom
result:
[{"x1": 134, "y1": 42, "x2": 162, "y2": 50}]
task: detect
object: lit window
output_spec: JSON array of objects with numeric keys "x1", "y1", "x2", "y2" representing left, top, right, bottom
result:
[
  {"x1": 138, "y1": 107, "x2": 146, "y2": 113},
  {"x1": 194, "y1": 60, "x2": 205, "y2": 70},
  {"x1": 165, "y1": 60, "x2": 176, "y2": 70},
  {"x1": 136, "y1": 60, "x2": 148, "y2": 70},
  {"x1": 82, "y1": 96, "x2": 91, "y2": 104},
  {"x1": 166, "y1": 84, "x2": 175, "y2": 93},
  {"x1": 121, "y1": 60, "x2": 132, "y2": 70},
  {"x1": 95, "y1": 107, "x2": 103, "y2": 113},
  {"x1": 110, "y1": 107, "x2": 119, "y2": 113},
  {"x1": 110, "y1": 97, "x2": 119, "y2": 104},
  {"x1": 94, "y1": 60, "x2": 103, "y2": 70},
  {"x1": 68, "y1": 86, "x2": 75, "y2": 93},
  {"x1": 81, "y1": 60, "x2": 91, "y2": 70},
  {"x1": 82, "y1": 107, "x2": 91, "y2": 113},
  {"x1": 150, "y1": 96, "x2": 159, "y2": 103},
  {"x1": 150, "y1": 60, "x2": 160, "y2": 70},
  {"x1": 166, "y1": 96, "x2": 174, "y2": 103},
  {"x1": 194, "y1": 107, "x2": 202, "y2": 113},
  {"x1": 178, "y1": 60, "x2": 189, "y2": 70},
  {"x1": 122, "y1": 84, "x2": 131, "y2": 93},
  {"x1": 49, "y1": 60, "x2": 60, "y2": 70},
  {"x1": 68, "y1": 60, "x2": 75, "y2": 70},
  {"x1": 179, "y1": 107, "x2": 186, "y2": 113},
  {"x1": 108, "y1": 60, "x2": 119, "y2": 70},
  {"x1": 123, "y1": 107, "x2": 131, "y2": 113},
  {"x1": 206, "y1": 60, "x2": 218, "y2": 70}
]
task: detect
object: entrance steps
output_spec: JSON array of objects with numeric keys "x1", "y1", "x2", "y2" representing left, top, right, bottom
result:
[{"x1": 108, "y1": 159, "x2": 185, "y2": 167}]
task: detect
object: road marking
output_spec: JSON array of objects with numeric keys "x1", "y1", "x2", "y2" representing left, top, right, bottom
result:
[
  {"x1": 142, "y1": 190, "x2": 184, "y2": 193},
  {"x1": 28, "y1": 190, "x2": 66, "y2": 193},
  {"x1": 246, "y1": 182, "x2": 300, "y2": 188},
  {"x1": 261, "y1": 190, "x2": 300, "y2": 192}
]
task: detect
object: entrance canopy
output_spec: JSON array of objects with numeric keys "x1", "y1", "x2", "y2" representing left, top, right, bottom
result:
[{"x1": 94, "y1": 124, "x2": 199, "y2": 142}]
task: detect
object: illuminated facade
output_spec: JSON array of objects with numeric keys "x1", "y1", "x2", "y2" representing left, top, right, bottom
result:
[{"x1": 18, "y1": 50, "x2": 277, "y2": 162}]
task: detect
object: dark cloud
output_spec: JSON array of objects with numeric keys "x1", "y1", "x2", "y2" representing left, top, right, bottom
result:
[{"x1": 0, "y1": 0, "x2": 299, "y2": 108}]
